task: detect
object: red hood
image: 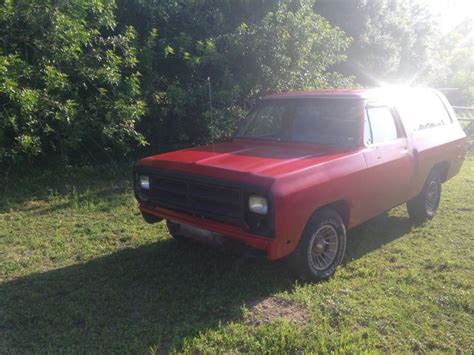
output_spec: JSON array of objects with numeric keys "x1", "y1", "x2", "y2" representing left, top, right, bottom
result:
[{"x1": 137, "y1": 139, "x2": 353, "y2": 186}]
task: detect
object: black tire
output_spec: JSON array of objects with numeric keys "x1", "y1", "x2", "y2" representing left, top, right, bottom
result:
[
  {"x1": 166, "y1": 220, "x2": 189, "y2": 242},
  {"x1": 407, "y1": 170, "x2": 442, "y2": 223},
  {"x1": 288, "y1": 208, "x2": 346, "y2": 282},
  {"x1": 142, "y1": 212, "x2": 161, "y2": 224}
]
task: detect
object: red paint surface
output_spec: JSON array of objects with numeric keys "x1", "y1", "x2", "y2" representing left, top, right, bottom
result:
[{"x1": 136, "y1": 89, "x2": 468, "y2": 260}]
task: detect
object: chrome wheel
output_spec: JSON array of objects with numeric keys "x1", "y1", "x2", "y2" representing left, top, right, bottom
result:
[
  {"x1": 425, "y1": 180, "x2": 439, "y2": 213},
  {"x1": 309, "y1": 225, "x2": 339, "y2": 271}
]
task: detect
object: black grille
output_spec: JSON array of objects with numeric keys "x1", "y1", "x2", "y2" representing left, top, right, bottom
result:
[{"x1": 147, "y1": 172, "x2": 243, "y2": 226}]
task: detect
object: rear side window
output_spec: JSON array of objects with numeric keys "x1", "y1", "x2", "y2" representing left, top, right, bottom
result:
[
  {"x1": 396, "y1": 91, "x2": 452, "y2": 131},
  {"x1": 365, "y1": 105, "x2": 399, "y2": 145}
]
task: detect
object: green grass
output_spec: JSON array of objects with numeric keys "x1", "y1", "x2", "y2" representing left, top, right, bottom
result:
[{"x1": 1, "y1": 158, "x2": 473, "y2": 353}]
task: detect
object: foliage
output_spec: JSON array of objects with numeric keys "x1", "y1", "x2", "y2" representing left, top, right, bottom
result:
[
  {"x1": 422, "y1": 19, "x2": 474, "y2": 106},
  {"x1": 1, "y1": 157, "x2": 473, "y2": 352},
  {"x1": 0, "y1": 0, "x2": 145, "y2": 164},
  {"x1": 117, "y1": 0, "x2": 353, "y2": 152},
  {"x1": 314, "y1": 0, "x2": 436, "y2": 86}
]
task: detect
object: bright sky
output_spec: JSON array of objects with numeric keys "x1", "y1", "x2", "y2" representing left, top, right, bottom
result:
[{"x1": 419, "y1": 0, "x2": 474, "y2": 32}]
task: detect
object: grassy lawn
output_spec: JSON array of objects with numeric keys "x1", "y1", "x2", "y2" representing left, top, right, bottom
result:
[{"x1": 1, "y1": 157, "x2": 473, "y2": 353}]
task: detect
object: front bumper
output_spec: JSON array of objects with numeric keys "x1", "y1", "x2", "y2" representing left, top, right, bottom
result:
[{"x1": 140, "y1": 203, "x2": 274, "y2": 255}]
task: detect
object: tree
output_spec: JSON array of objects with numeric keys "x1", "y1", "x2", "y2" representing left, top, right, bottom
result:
[
  {"x1": 422, "y1": 18, "x2": 474, "y2": 106},
  {"x1": 115, "y1": 0, "x2": 353, "y2": 153},
  {"x1": 0, "y1": 0, "x2": 145, "y2": 164},
  {"x1": 314, "y1": 0, "x2": 436, "y2": 85}
]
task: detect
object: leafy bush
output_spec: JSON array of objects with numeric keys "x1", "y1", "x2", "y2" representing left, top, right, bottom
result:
[
  {"x1": 0, "y1": 0, "x2": 145, "y2": 164},
  {"x1": 118, "y1": 0, "x2": 353, "y2": 152}
]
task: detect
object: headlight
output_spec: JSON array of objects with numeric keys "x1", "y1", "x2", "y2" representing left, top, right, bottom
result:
[
  {"x1": 140, "y1": 175, "x2": 150, "y2": 190},
  {"x1": 248, "y1": 195, "x2": 268, "y2": 215}
]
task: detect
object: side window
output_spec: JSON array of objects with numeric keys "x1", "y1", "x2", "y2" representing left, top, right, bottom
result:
[
  {"x1": 418, "y1": 92, "x2": 453, "y2": 129},
  {"x1": 365, "y1": 106, "x2": 398, "y2": 145},
  {"x1": 396, "y1": 91, "x2": 452, "y2": 132}
]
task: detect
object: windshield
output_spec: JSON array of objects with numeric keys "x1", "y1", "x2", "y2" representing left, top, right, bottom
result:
[{"x1": 235, "y1": 98, "x2": 362, "y2": 146}]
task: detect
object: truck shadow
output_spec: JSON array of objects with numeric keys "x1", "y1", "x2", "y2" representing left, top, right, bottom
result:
[
  {"x1": 345, "y1": 211, "x2": 414, "y2": 261},
  {"x1": 0, "y1": 239, "x2": 293, "y2": 353},
  {"x1": 1, "y1": 213, "x2": 414, "y2": 353}
]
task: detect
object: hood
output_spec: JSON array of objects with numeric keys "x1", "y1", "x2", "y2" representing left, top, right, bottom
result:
[{"x1": 137, "y1": 139, "x2": 353, "y2": 185}]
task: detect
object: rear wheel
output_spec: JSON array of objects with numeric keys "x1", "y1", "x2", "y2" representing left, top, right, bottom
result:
[
  {"x1": 407, "y1": 171, "x2": 442, "y2": 222},
  {"x1": 288, "y1": 208, "x2": 346, "y2": 282}
]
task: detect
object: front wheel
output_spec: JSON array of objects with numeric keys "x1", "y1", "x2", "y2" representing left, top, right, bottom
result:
[
  {"x1": 288, "y1": 208, "x2": 346, "y2": 282},
  {"x1": 407, "y1": 171, "x2": 442, "y2": 223}
]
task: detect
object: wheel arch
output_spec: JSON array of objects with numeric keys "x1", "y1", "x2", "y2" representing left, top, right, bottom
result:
[
  {"x1": 432, "y1": 160, "x2": 450, "y2": 183},
  {"x1": 309, "y1": 199, "x2": 350, "y2": 228}
]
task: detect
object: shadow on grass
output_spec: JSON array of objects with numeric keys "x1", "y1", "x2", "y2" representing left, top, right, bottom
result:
[
  {"x1": 0, "y1": 239, "x2": 293, "y2": 353},
  {"x1": 0, "y1": 211, "x2": 415, "y2": 353},
  {"x1": 345, "y1": 211, "x2": 414, "y2": 261}
]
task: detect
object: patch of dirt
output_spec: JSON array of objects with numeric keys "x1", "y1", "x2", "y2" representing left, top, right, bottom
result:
[{"x1": 245, "y1": 296, "x2": 310, "y2": 326}]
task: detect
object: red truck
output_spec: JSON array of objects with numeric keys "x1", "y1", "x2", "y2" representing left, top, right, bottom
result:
[{"x1": 134, "y1": 88, "x2": 467, "y2": 281}]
